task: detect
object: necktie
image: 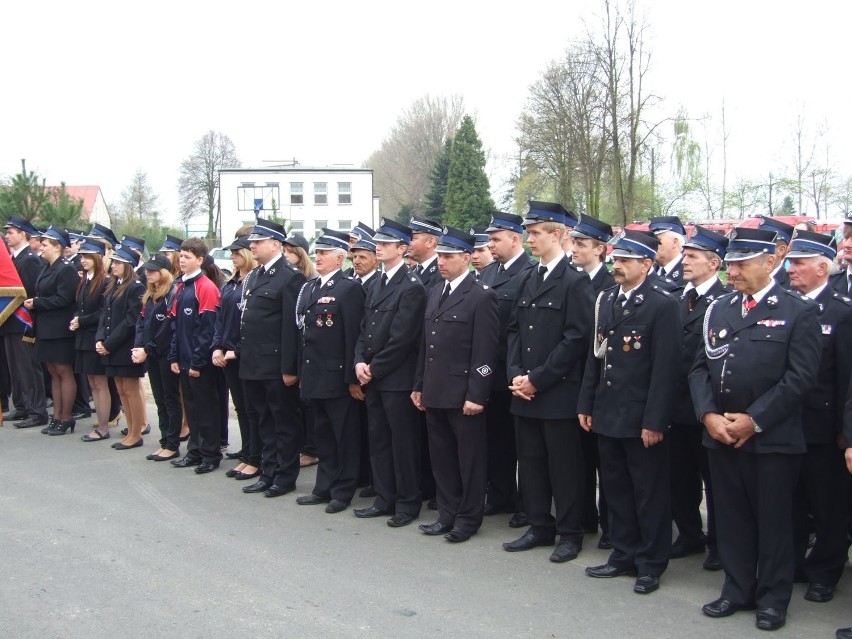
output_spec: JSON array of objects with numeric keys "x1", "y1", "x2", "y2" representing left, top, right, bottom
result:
[
  {"x1": 474, "y1": 271, "x2": 480, "y2": 280},
  {"x1": 847, "y1": 273, "x2": 852, "y2": 296},
  {"x1": 686, "y1": 289, "x2": 699, "y2": 312},
  {"x1": 743, "y1": 294, "x2": 757, "y2": 317},
  {"x1": 415, "y1": 264, "x2": 423, "y2": 275},
  {"x1": 440, "y1": 282, "x2": 451, "y2": 306},
  {"x1": 381, "y1": 273, "x2": 388, "y2": 288},
  {"x1": 537, "y1": 264, "x2": 547, "y2": 284},
  {"x1": 615, "y1": 293, "x2": 627, "y2": 309},
  {"x1": 496, "y1": 264, "x2": 504, "y2": 275}
]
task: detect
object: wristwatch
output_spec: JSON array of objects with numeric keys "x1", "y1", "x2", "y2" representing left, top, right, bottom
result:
[{"x1": 751, "y1": 417, "x2": 762, "y2": 433}]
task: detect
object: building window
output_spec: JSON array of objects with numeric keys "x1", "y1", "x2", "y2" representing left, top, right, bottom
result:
[
  {"x1": 314, "y1": 182, "x2": 327, "y2": 205},
  {"x1": 338, "y1": 220, "x2": 352, "y2": 231},
  {"x1": 290, "y1": 182, "x2": 304, "y2": 205},
  {"x1": 315, "y1": 220, "x2": 328, "y2": 233},
  {"x1": 236, "y1": 184, "x2": 280, "y2": 212},
  {"x1": 337, "y1": 182, "x2": 352, "y2": 205},
  {"x1": 289, "y1": 220, "x2": 304, "y2": 232}
]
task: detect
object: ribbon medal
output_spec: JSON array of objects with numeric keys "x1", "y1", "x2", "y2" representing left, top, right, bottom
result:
[
  {"x1": 623, "y1": 337, "x2": 631, "y2": 352},
  {"x1": 325, "y1": 313, "x2": 334, "y2": 327}
]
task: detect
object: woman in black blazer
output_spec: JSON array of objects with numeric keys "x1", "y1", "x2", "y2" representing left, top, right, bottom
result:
[
  {"x1": 70, "y1": 240, "x2": 112, "y2": 441},
  {"x1": 95, "y1": 247, "x2": 146, "y2": 450},
  {"x1": 23, "y1": 227, "x2": 79, "y2": 434}
]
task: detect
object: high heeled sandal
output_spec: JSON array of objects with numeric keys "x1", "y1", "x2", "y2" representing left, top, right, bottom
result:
[
  {"x1": 47, "y1": 419, "x2": 76, "y2": 436},
  {"x1": 108, "y1": 411, "x2": 124, "y2": 429}
]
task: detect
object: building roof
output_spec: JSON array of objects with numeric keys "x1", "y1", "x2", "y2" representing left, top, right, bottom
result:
[
  {"x1": 45, "y1": 185, "x2": 103, "y2": 221},
  {"x1": 220, "y1": 166, "x2": 372, "y2": 175}
]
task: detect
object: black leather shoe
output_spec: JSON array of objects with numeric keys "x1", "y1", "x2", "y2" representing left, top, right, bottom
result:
[
  {"x1": 234, "y1": 470, "x2": 261, "y2": 480},
  {"x1": 3, "y1": 409, "x2": 27, "y2": 421},
  {"x1": 585, "y1": 563, "x2": 636, "y2": 579},
  {"x1": 296, "y1": 494, "x2": 329, "y2": 506},
  {"x1": 483, "y1": 503, "x2": 510, "y2": 516},
  {"x1": 445, "y1": 528, "x2": 473, "y2": 542},
  {"x1": 354, "y1": 506, "x2": 391, "y2": 518},
  {"x1": 359, "y1": 485, "x2": 377, "y2": 498},
  {"x1": 634, "y1": 575, "x2": 660, "y2": 594},
  {"x1": 836, "y1": 627, "x2": 852, "y2": 639},
  {"x1": 194, "y1": 462, "x2": 219, "y2": 474},
  {"x1": 508, "y1": 512, "x2": 528, "y2": 528},
  {"x1": 225, "y1": 450, "x2": 244, "y2": 460},
  {"x1": 387, "y1": 513, "x2": 417, "y2": 528},
  {"x1": 264, "y1": 484, "x2": 295, "y2": 498},
  {"x1": 16, "y1": 416, "x2": 48, "y2": 429},
  {"x1": 550, "y1": 539, "x2": 581, "y2": 563},
  {"x1": 427, "y1": 498, "x2": 438, "y2": 510},
  {"x1": 805, "y1": 583, "x2": 835, "y2": 603},
  {"x1": 225, "y1": 468, "x2": 239, "y2": 477},
  {"x1": 325, "y1": 499, "x2": 349, "y2": 513},
  {"x1": 703, "y1": 550, "x2": 723, "y2": 571},
  {"x1": 170, "y1": 456, "x2": 200, "y2": 467},
  {"x1": 151, "y1": 452, "x2": 179, "y2": 461},
  {"x1": 671, "y1": 537, "x2": 706, "y2": 558},
  {"x1": 597, "y1": 533, "x2": 613, "y2": 549},
  {"x1": 701, "y1": 598, "x2": 757, "y2": 618},
  {"x1": 503, "y1": 530, "x2": 555, "y2": 552},
  {"x1": 419, "y1": 521, "x2": 452, "y2": 535},
  {"x1": 112, "y1": 439, "x2": 143, "y2": 450},
  {"x1": 755, "y1": 607, "x2": 786, "y2": 631},
  {"x1": 242, "y1": 480, "x2": 272, "y2": 494}
]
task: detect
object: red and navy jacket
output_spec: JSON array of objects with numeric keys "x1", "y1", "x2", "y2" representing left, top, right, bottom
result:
[{"x1": 168, "y1": 272, "x2": 220, "y2": 371}]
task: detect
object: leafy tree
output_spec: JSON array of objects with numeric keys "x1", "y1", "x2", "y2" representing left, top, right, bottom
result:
[
  {"x1": 779, "y1": 195, "x2": 795, "y2": 216},
  {"x1": 40, "y1": 182, "x2": 84, "y2": 229},
  {"x1": 424, "y1": 137, "x2": 453, "y2": 221},
  {"x1": 443, "y1": 116, "x2": 495, "y2": 231},
  {"x1": 118, "y1": 169, "x2": 160, "y2": 225},
  {"x1": 0, "y1": 159, "x2": 49, "y2": 223},
  {"x1": 178, "y1": 130, "x2": 241, "y2": 241},
  {"x1": 395, "y1": 203, "x2": 415, "y2": 225}
]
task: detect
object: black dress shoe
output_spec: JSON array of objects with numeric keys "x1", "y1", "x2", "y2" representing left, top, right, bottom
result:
[
  {"x1": 550, "y1": 539, "x2": 581, "y2": 563},
  {"x1": 234, "y1": 470, "x2": 261, "y2": 480},
  {"x1": 445, "y1": 528, "x2": 473, "y2": 542},
  {"x1": 296, "y1": 494, "x2": 329, "y2": 506},
  {"x1": 171, "y1": 456, "x2": 200, "y2": 467},
  {"x1": 419, "y1": 521, "x2": 452, "y2": 535},
  {"x1": 585, "y1": 563, "x2": 636, "y2": 579},
  {"x1": 3, "y1": 409, "x2": 27, "y2": 421},
  {"x1": 112, "y1": 439, "x2": 143, "y2": 450},
  {"x1": 264, "y1": 484, "x2": 295, "y2": 498},
  {"x1": 503, "y1": 530, "x2": 555, "y2": 552},
  {"x1": 483, "y1": 503, "x2": 510, "y2": 516},
  {"x1": 359, "y1": 485, "x2": 377, "y2": 498},
  {"x1": 194, "y1": 462, "x2": 219, "y2": 474},
  {"x1": 703, "y1": 550, "x2": 723, "y2": 571},
  {"x1": 508, "y1": 512, "x2": 528, "y2": 528},
  {"x1": 16, "y1": 416, "x2": 48, "y2": 429},
  {"x1": 387, "y1": 513, "x2": 417, "y2": 528},
  {"x1": 242, "y1": 480, "x2": 272, "y2": 494},
  {"x1": 151, "y1": 452, "x2": 180, "y2": 461},
  {"x1": 354, "y1": 506, "x2": 391, "y2": 518},
  {"x1": 597, "y1": 533, "x2": 613, "y2": 549},
  {"x1": 225, "y1": 450, "x2": 244, "y2": 460},
  {"x1": 325, "y1": 499, "x2": 349, "y2": 513},
  {"x1": 804, "y1": 582, "x2": 835, "y2": 603},
  {"x1": 427, "y1": 498, "x2": 438, "y2": 510},
  {"x1": 836, "y1": 627, "x2": 852, "y2": 639},
  {"x1": 701, "y1": 598, "x2": 757, "y2": 618},
  {"x1": 670, "y1": 537, "x2": 706, "y2": 558},
  {"x1": 755, "y1": 607, "x2": 786, "y2": 631},
  {"x1": 634, "y1": 575, "x2": 660, "y2": 594},
  {"x1": 225, "y1": 468, "x2": 239, "y2": 477}
]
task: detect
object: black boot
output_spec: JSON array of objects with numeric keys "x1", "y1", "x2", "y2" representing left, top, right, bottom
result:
[
  {"x1": 48, "y1": 419, "x2": 76, "y2": 436},
  {"x1": 41, "y1": 417, "x2": 60, "y2": 434}
]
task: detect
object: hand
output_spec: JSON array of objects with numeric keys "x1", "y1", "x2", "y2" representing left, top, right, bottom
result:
[
  {"x1": 282, "y1": 374, "x2": 298, "y2": 387},
  {"x1": 188, "y1": 368, "x2": 201, "y2": 378},
  {"x1": 508, "y1": 375, "x2": 535, "y2": 401},
  {"x1": 212, "y1": 349, "x2": 226, "y2": 367},
  {"x1": 846, "y1": 448, "x2": 852, "y2": 475},
  {"x1": 723, "y1": 412, "x2": 756, "y2": 448},
  {"x1": 701, "y1": 412, "x2": 738, "y2": 445},
  {"x1": 131, "y1": 347, "x2": 147, "y2": 364},
  {"x1": 69, "y1": 317, "x2": 79, "y2": 331},
  {"x1": 463, "y1": 401, "x2": 484, "y2": 416},
  {"x1": 355, "y1": 362, "x2": 372, "y2": 385},
  {"x1": 224, "y1": 350, "x2": 236, "y2": 361},
  {"x1": 579, "y1": 414, "x2": 593, "y2": 432},
  {"x1": 170, "y1": 362, "x2": 180, "y2": 375},
  {"x1": 641, "y1": 428, "x2": 664, "y2": 448},
  {"x1": 95, "y1": 341, "x2": 109, "y2": 356},
  {"x1": 23, "y1": 298, "x2": 34, "y2": 310},
  {"x1": 410, "y1": 391, "x2": 424, "y2": 412},
  {"x1": 349, "y1": 383, "x2": 365, "y2": 401}
]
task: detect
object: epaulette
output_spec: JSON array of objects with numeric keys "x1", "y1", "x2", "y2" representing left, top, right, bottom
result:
[
  {"x1": 783, "y1": 288, "x2": 814, "y2": 305},
  {"x1": 832, "y1": 292, "x2": 852, "y2": 306},
  {"x1": 650, "y1": 285, "x2": 671, "y2": 296},
  {"x1": 475, "y1": 280, "x2": 490, "y2": 290}
]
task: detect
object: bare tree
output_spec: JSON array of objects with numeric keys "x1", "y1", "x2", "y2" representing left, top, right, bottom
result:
[
  {"x1": 119, "y1": 168, "x2": 160, "y2": 225},
  {"x1": 728, "y1": 178, "x2": 765, "y2": 219},
  {"x1": 791, "y1": 109, "x2": 820, "y2": 215},
  {"x1": 178, "y1": 131, "x2": 241, "y2": 240}
]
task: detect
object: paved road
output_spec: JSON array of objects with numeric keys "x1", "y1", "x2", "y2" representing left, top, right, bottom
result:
[{"x1": 0, "y1": 403, "x2": 849, "y2": 638}]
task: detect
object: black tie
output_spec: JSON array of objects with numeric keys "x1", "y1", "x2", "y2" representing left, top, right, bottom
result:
[
  {"x1": 687, "y1": 289, "x2": 699, "y2": 312},
  {"x1": 415, "y1": 264, "x2": 423, "y2": 275},
  {"x1": 496, "y1": 264, "x2": 504, "y2": 275},
  {"x1": 474, "y1": 271, "x2": 480, "y2": 280},
  {"x1": 537, "y1": 264, "x2": 547, "y2": 284},
  {"x1": 615, "y1": 293, "x2": 627, "y2": 309},
  {"x1": 440, "y1": 282, "x2": 451, "y2": 306},
  {"x1": 381, "y1": 273, "x2": 388, "y2": 288}
]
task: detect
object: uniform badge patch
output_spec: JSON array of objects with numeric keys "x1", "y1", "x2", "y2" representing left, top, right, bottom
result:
[
  {"x1": 476, "y1": 365, "x2": 492, "y2": 377},
  {"x1": 822, "y1": 324, "x2": 833, "y2": 335},
  {"x1": 155, "y1": 313, "x2": 165, "y2": 321},
  {"x1": 183, "y1": 308, "x2": 193, "y2": 315}
]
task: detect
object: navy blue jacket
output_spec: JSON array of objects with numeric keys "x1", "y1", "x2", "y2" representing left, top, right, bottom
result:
[
  {"x1": 212, "y1": 274, "x2": 244, "y2": 354},
  {"x1": 168, "y1": 272, "x2": 220, "y2": 371},
  {"x1": 135, "y1": 287, "x2": 176, "y2": 359}
]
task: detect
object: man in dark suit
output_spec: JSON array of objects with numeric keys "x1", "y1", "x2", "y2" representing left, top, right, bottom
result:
[
  {"x1": 295, "y1": 229, "x2": 365, "y2": 513},
  {"x1": 758, "y1": 216, "x2": 794, "y2": 289},
  {"x1": 412, "y1": 226, "x2": 499, "y2": 543},
  {"x1": 481, "y1": 212, "x2": 536, "y2": 526},
  {"x1": 353, "y1": 219, "x2": 426, "y2": 527},
  {"x1": 1, "y1": 215, "x2": 47, "y2": 428},
  {"x1": 578, "y1": 230, "x2": 681, "y2": 595},
  {"x1": 649, "y1": 216, "x2": 686, "y2": 285},
  {"x1": 470, "y1": 227, "x2": 495, "y2": 280},
  {"x1": 239, "y1": 218, "x2": 307, "y2": 498},
  {"x1": 502, "y1": 202, "x2": 595, "y2": 563},
  {"x1": 689, "y1": 227, "x2": 821, "y2": 631},
  {"x1": 786, "y1": 231, "x2": 852, "y2": 605},
  {"x1": 669, "y1": 226, "x2": 730, "y2": 571},
  {"x1": 569, "y1": 214, "x2": 615, "y2": 547},
  {"x1": 344, "y1": 222, "x2": 375, "y2": 277}
]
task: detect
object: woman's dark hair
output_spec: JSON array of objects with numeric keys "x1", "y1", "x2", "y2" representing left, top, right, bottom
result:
[
  {"x1": 105, "y1": 260, "x2": 138, "y2": 299},
  {"x1": 75, "y1": 253, "x2": 106, "y2": 301},
  {"x1": 202, "y1": 254, "x2": 226, "y2": 288}
]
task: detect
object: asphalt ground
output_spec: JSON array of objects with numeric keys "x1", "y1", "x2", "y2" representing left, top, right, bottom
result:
[{"x1": 0, "y1": 398, "x2": 850, "y2": 639}]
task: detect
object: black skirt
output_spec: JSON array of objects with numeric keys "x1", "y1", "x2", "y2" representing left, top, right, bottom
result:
[
  {"x1": 106, "y1": 362, "x2": 146, "y2": 378},
  {"x1": 35, "y1": 337, "x2": 75, "y2": 364},
  {"x1": 75, "y1": 350, "x2": 106, "y2": 376}
]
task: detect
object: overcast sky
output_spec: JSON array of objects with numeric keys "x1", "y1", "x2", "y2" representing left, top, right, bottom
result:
[{"x1": 2, "y1": 0, "x2": 849, "y2": 224}]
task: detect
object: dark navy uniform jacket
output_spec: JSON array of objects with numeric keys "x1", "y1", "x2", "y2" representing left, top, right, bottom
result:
[
  {"x1": 414, "y1": 258, "x2": 441, "y2": 291},
  {"x1": 96, "y1": 279, "x2": 145, "y2": 367},
  {"x1": 212, "y1": 274, "x2": 245, "y2": 354},
  {"x1": 75, "y1": 277, "x2": 109, "y2": 352},
  {"x1": 689, "y1": 284, "x2": 821, "y2": 454},
  {"x1": 135, "y1": 287, "x2": 176, "y2": 359},
  {"x1": 31, "y1": 258, "x2": 78, "y2": 340},
  {"x1": 589, "y1": 264, "x2": 616, "y2": 296},
  {"x1": 168, "y1": 272, "x2": 220, "y2": 372}
]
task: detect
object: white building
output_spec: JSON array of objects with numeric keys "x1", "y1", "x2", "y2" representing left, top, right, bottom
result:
[{"x1": 218, "y1": 166, "x2": 379, "y2": 242}]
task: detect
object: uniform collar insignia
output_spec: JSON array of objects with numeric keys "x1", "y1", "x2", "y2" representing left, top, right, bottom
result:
[
  {"x1": 634, "y1": 294, "x2": 644, "y2": 305},
  {"x1": 267, "y1": 267, "x2": 276, "y2": 276},
  {"x1": 766, "y1": 294, "x2": 778, "y2": 308},
  {"x1": 671, "y1": 270, "x2": 680, "y2": 279}
]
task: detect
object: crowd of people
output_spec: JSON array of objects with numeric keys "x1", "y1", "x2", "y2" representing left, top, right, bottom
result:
[{"x1": 3, "y1": 205, "x2": 852, "y2": 637}]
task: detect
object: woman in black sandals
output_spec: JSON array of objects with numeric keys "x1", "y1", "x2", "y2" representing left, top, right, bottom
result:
[
  {"x1": 71, "y1": 239, "x2": 113, "y2": 442},
  {"x1": 95, "y1": 246, "x2": 146, "y2": 450},
  {"x1": 23, "y1": 227, "x2": 79, "y2": 435}
]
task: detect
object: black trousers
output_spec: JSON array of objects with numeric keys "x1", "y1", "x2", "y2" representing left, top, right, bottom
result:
[
  {"x1": 72, "y1": 372, "x2": 91, "y2": 415},
  {"x1": 516, "y1": 416, "x2": 585, "y2": 542},
  {"x1": 300, "y1": 399, "x2": 317, "y2": 457},
  {"x1": 364, "y1": 386, "x2": 421, "y2": 516},
  {"x1": 485, "y1": 390, "x2": 518, "y2": 511},
  {"x1": 419, "y1": 411, "x2": 436, "y2": 500},
  {"x1": 147, "y1": 355, "x2": 182, "y2": 451},
  {"x1": 579, "y1": 428, "x2": 608, "y2": 534},
  {"x1": 356, "y1": 398, "x2": 371, "y2": 486},
  {"x1": 0, "y1": 339, "x2": 11, "y2": 410},
  {"x1": 670, "y1": 421, "x2": 715, "y2": 549},
  {"x1": 180, "y1": 367, "x2": 222, "y2": 465},
  {"x1": 243, "y1": 378, "x2": 302, "y2": 489},
  {"x1": 598, "y1": 434, "x2": 671, "y2": 577},
  {"x1": 4, "y1": 335, "x2": 46, "y2": 419},
  {"x1": 108, "y1": 376, "x2": 121, "y2": 422},
  {"x1": 223, "y1": 359, "x2": 258, "y2": 460},
  {"x1": 215, "y1": 366, "x2": 229, "y2": 446},
  {"x1": 793, "y1": 442, "x2": 848, "y2": 586},
  {"x1": 310, "y1": 395, "x2": 361, "y2": 503},
  {"x1": 709, "y1": 446, "x2": 801, "y2": 609},
  {"x1": 425, "y1": 407, "x2": 487, "y2": 534}
]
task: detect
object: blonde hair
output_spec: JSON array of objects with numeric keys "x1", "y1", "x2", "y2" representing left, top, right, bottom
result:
[
  {"x1": 536, "y1": 221, "x2": 566, "y2": 237},
  {"x1": 232, "y1": 247, "x2": 256, "y2": 278},
  {"x1": 142, "y1": 268, "x2": 174, "y2": 305},
  {"x1": 285, "y1": 245, "x2": 316, "y2": 278}
]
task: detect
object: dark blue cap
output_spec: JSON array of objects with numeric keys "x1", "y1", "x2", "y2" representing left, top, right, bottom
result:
[
  {"x1": 786, "y1": 230, "x2": 837, "y2": 260},
  {"x1": 571, "y1": 214, "x2": 613, "y2": 243},
  {"x1": 649, "y1": 216, "x2": 686, "y2": 236},
  {"x1": 248, "y1": 218, "x2": 287, "y2": 243},
  {"x1": 758, "y1": 216, "x2": 794, "y2": 244},
  {"x1": 111, "y1": 246, "x2": 141, "y2": 265},
  {"x1": 352, "y1": 238, "x2": 377, "y2": 253},
  {"x1": 39, "y1": 225, "x2": 71, "y2": 248},
  {"x1": 725, "y1": 227, "x2": 777, "y2": 262},
  {"x1": 120, "y1": 234, "x2": 145, "y2": 253},
  {"x1": 142, "y1": 253, "x2": 172, "y2": 271},
  {"x1": 470, "y1": 226, "x2": 490, "y2": 249},
  {"x1": 486, "y1": 211, "x2": 524, "y2": 234},
  {"x1": 348, "y1": 222, "x2": 375, "y2": 241},
  {"x1": 77, "y1": 239, "x2": 107, "y2": 256},
  {"x1": 314, "y1": 228, "x2": 350, "y2": 251},
  {"x1": 683, "y1": 225, "x2": 728, "y2": 258},
  {"x1": 524, "y1": 201, "x2": 570, "y2": 226},
  {"x1": 86, "y1": 223, "x2": 118, "y2": 247},
  {"x1": 610, "y1": 230, "x2": 658, "y2": 260},
  {"x1": 410, "y1": 216, "x2": 443, "y2": 236},
  {"x1": 223, "y1": 235, "x2": 252, "y2": 251},
  {"x1": 66, "y1": 228, "x2": 84, "y2": 243},
  {"x1": 373, "y1": 218, "x2": 412, "y2": 244},
  {"x1": 436, "y1": 226, "x2": 475, "y2": 254},
  {"x1": 159, "y1": 234, "x2": 184, "y2": 252},
  {"x1": 283, "y1": 234, "x2": 310, "y2": 253},
  {"x1": 3, "y1": 215, "x2": 38, "y2": 236}
]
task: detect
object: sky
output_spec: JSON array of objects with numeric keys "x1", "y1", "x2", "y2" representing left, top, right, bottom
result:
[{"x1": 2, "y1": 0, "x2": 850, "y2": 225}]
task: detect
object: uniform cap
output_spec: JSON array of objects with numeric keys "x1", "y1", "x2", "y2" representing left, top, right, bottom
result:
[
  {"x1": 436, "y1": 226, "x2": 475, "y2": 254},
  {"x1": 610, "y1": 230, "x2": 658, "y2": 260},
  {"x1": 648, "y1": 216, "x2": 686, "y2": 236},
  {"x1": 682, "y1": 225, "x2": 728, "y2": 258},
  {"x1": 758, "y1": 216, "x2": 794, "y2": 244},
  {"x1": 786, "y1": 230, "x2": 837, "y2": 260},
  {"x1": 725, "y1": 227, "x2": 778, "y2": 262},
  {"x1": 247, "y1": 218, "x2": 287, "y2": 242},
  {"x1": 571, "y1": 214, "x2": 613, "y2": 243},
  {"x1": 314, "y1": 228, "x2": 350, "y2": 250},
  {"x1": 373, "y1": 218, "x2": 413, "y2": 243}
]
